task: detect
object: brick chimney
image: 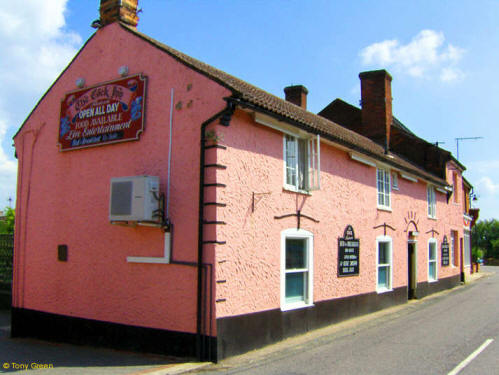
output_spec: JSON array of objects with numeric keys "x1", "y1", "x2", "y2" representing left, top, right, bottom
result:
[
  {"x1": 284, "y1": 85, "x2": 308, "y2": 109},
  {"x1": 359, "y1": 70, "x2": 392, "y2": 152},
  {"x1": 99, "y1": 0, "x2": 139, "y2": 28}
]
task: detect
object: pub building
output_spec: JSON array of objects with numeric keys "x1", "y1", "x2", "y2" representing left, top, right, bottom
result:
[{"x1": 11, "y1": 0, "x2": 479, "y2": 362}]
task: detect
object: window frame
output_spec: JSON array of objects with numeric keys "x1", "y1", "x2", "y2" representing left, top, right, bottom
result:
[
  {"x1": 428, "y1": 238, "x2": 438, "y2": 282},
  {"x1": 377, "y1": 168, "x2": 391, "y2": 210},
  {"x1": 391, "y1": 172, "x2": 399, "y2": 190},
  {"x1": 427, "y1": 185, "x2": 437, "y2": 219},
  {"x1": 280, "y1": 228, "x2": 314, "y2": 311},
  {"x1": 283, "y1": 134, "x2": 320, "y2": 193},
  {"x1": 452, "y1": 171, "x2": 459, "y2": 203},
  {"x1": 376, "y1": 235, "x2": 393, "y2": 293},
  {"x1": 463, "y1": 230, "x2": 471, "y2": 267}
]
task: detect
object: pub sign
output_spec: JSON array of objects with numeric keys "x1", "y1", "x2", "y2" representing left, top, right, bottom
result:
[
  {"x1": 59, "y1": 74, "x2": 147, "y2": 151},
  {"x1": 441, "y1": 235, "x2": 450, "y2": 266},
  {"x1": 338, "y1": 225, "x2": 360, "y2": 277}
]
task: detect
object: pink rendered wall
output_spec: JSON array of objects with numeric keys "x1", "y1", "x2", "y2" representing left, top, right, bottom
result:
[
  {"x1": 214, "y1": 110, "x2": 464, "y2": 318},
  {"x1": 13, "y1": 23, "x2": 230, "y2": 334}
]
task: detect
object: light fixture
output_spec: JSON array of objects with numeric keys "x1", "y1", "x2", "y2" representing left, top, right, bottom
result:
[
  {"x1": 118, "y1": 65, "x2": 129, "y2": 77},
  {"x1": 75, "y1": 78, "x2": 85, "y2": 88},
  {"x1": 91, "y1": 19, "x2": 102, "y2": 29}
]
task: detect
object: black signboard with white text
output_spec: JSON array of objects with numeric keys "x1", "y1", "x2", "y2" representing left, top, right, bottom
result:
[
  {"x1": 441, "y1": 235, "x2": 450, "y2": 266},
  {"x1": 338, "y1": 225, "x2": 360, "y2": 277}
]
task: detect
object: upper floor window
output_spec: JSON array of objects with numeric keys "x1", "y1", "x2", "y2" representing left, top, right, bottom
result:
[
  {"x1": 284, "y1": 134, "x2": 320, "y2": 192},
  {"x1": 377, "y1": 168, "x2": 391, "y2": 209},
  {"x1": 427, "y1": 185, "x2": 436, "y2": 218},
  {"x1": 452, "y1": 171, "x2": 459, "y2": 203},
  {"x1": 392, "y1": 172, "x2": 399, "y2": 190}
]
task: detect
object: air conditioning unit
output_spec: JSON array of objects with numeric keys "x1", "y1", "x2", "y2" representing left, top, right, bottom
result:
[{"x1": 109, "y1": 176, "x2": 160, "y2": 222}]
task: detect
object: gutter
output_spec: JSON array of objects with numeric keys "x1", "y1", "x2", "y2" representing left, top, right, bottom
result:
[{"x1": 196, "y1": 99, "x2": 235, "y2": 361}]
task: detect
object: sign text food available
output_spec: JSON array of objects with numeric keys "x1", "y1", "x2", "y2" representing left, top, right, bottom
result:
[{"x1": 59, "y1": 74, "x2": 147, "y2": 151}]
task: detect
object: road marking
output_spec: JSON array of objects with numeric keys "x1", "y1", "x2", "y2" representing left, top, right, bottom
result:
[{"x1": 448, "y1": 338, "x2": 494, "y2": 375}]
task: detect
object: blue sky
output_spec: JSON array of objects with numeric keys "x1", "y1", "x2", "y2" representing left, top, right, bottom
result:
[{"x1": 1, "y1": 0, "x2": 497, "y2": 219}]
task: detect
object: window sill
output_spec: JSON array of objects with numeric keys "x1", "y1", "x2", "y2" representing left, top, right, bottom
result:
[
  {"x1": 428, "y1": 278, "x2": 438, "y2": 283},
  {"x1": 377, "y1": 206, "x2": 392, "y2": 212},
  {"x1": 376, "y1": 287, "x2": 393, "y2": 294},
  {"x1": 281, "y1": 301, "x2": 314, "y2": 312},
  {"x1": 427, "y1": 216, "x2": 438, "y2": 221},
  {"x1": 283, "y1": 186, "x2": 312, "y2": 196}
]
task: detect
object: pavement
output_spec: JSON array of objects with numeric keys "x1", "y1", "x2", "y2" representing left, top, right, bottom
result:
[{"x1": 0, "y1": 268, "x2": 494, "y2": 374}]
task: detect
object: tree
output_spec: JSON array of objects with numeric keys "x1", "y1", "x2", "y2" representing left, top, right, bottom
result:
[
  {"x1": 472, "y1": 219, "x2": 499, "y2": 259},
  {"x1": 0, "y1": 207, "x2": 14, "y2": 234}
]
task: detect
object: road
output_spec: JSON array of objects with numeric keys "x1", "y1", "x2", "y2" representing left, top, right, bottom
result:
[
  {"x1": 195, "y1": 266, "x2": 499, "y2": 375},
  {"x1": 0, "y1": 267, "x2": 496, "y2": 374}
]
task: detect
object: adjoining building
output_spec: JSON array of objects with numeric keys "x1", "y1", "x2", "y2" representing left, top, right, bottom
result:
[{"x1": 11, "y1": 0, "x2": 478, "y2": 362}]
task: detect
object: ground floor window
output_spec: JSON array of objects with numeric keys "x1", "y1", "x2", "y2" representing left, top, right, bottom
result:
[
  {"x1": 376, "y1": 236, "x2": 392, "y2": 292},
  {"x1": 428, "y1": 239, "x2": 438, "y2": 281},
  {"x1": 463, "y1": 230, "x2": 471, "y2": 267},
  {"x1": 281, "y1": 229, "x2": 313, "y2": 310}
]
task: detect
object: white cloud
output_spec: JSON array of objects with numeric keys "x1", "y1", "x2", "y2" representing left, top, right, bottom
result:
[
  {"x1": 0, "y1": 0, "x2": 81, "y2": 93},
  {"x1": 476, "y1": 177, "x2": 499, "y2": 196},
  {"x1": 360, "y1": 30, "x2": 465, "y2": 82},
  {"x1": 0, "y1": 0, "x2": 82, "y2": 209}
]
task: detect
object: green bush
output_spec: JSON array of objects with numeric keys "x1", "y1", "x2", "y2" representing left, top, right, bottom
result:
[
  {"x1": 0, "y1": 207, "x2": 14, "y2": 234},
  {"x1": 472, "y1": 219, "x2": 499, "y2": 259},
  {"x1": 472, "y1": 247, "x2": 485, "y2": 263}
]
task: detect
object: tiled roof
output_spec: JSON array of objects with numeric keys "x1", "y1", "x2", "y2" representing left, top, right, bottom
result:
[{"x1": 126, "y1": 24, "x2": 451, "y2": 186}]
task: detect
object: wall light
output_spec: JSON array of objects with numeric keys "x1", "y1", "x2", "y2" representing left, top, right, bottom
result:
[
  {"x1": 75, "y1": 78, "x2": 85, "y2": 88},
  {"x1": 118, "y1": 65, "x2": 129, "y2": 77}
]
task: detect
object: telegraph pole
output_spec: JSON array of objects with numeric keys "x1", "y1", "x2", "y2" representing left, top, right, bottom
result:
[{"x1": 455, "y1": 137, "x2": 483, "y2": 160}]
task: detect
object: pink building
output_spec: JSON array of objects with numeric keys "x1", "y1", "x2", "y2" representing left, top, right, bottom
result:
[{"x1": 11, "y1": 0, "x2": 478, "y2": 361}]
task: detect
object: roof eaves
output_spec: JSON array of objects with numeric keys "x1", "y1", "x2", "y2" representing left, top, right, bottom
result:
[{"x1": 233, "y1": 98, "x2": 448, "y2": 187}]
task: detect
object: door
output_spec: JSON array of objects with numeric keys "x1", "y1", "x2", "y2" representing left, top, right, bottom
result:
[{"x1": 408, "y1": 242, "x2": 417, "y2": 299}]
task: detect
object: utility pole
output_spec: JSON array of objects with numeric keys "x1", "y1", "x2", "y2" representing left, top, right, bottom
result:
[{"x1": 455, "y1": 137, "x2": 483, "y2": 160}]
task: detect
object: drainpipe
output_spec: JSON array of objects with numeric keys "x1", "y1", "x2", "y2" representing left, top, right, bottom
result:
[{"x1": 197, "y1": 99, "x2": 235, "y2": 361}]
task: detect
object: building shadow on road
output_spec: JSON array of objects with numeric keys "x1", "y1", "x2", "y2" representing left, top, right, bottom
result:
[{"x1": 0, "y1": 309, "x2": 187, "y2": 374}]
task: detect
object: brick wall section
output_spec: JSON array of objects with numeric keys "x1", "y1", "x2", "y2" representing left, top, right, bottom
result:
[
  {"x1": 359, "y1": 70, "x2": 392, "y2": 150},
  {"x1": 283, "y1": 85, "x2": 308, "y2": 109},
  {"x1": 100, "y1": 0, "x2": 139, "y2": 27}
]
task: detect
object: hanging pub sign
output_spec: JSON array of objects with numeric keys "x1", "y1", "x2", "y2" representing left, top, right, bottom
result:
[
  {"x1": 338, "y1": 225, "x2": 360, "y2": 277},
  {"x1": 58, "y1": 74, "x2": 147, "y2": 151},
  {"x1": 441, "y1": 235, "x2": 450, "y2": 266}
]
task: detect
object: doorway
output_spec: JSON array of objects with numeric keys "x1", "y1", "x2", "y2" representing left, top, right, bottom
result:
[{"x1": 408, "y1": 241, "x2": 417, "y2": 299}]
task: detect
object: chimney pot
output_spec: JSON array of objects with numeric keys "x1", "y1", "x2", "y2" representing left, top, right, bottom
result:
[
  {"x1": 99, "y1": 0, "x2": 139, "y2": 28},
  {"x1": 284, "y1": 85, "x2": 308, "y2": 109}
]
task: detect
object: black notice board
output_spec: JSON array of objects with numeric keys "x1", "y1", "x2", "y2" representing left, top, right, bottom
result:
[
  {"x1": 441, "y1": 235, "x2": 450, "y2": 266},
  {"x1": 338, "y1": 225, "x2": 360, "y2": 277}
]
